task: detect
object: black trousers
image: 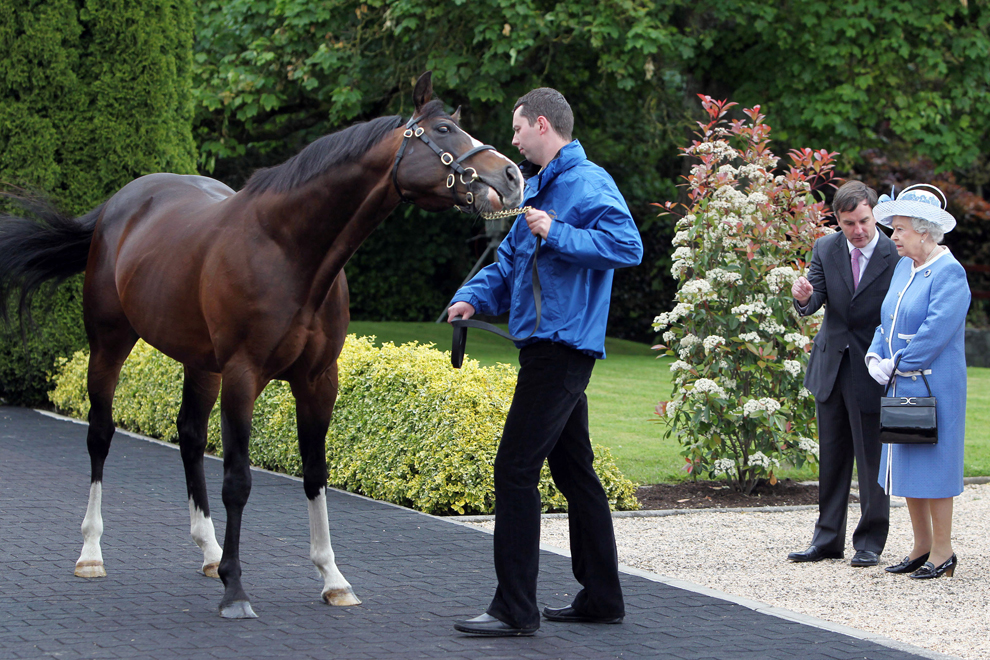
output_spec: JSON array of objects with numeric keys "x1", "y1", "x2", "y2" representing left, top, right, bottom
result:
[
  {"x1": 485, "y1": 342, "x2": 624, "y2": 629},
  {"x1": 811, "y1": 351, "x2": 890, "y2": 554}
]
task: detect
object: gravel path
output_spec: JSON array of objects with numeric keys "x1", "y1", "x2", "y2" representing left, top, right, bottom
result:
[{"x1": 469, "y1": 483, "x2": 989, "y2": 660}]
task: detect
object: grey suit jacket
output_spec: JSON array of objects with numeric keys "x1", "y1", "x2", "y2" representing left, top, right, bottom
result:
[{"x1": 795, "y1": 230, "x2": 897, "y2": 413}]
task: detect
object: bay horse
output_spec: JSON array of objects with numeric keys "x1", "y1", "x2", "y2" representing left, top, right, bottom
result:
[{"x1": 0, "y1": 72, "x2": 523, "y2": 618}]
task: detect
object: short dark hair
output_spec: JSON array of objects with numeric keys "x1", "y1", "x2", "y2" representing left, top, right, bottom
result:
[
  {"x1": 832, "y1": 180, "x2": 878, "y2": 214},
  {"x1": 513, "y1": 88, "x2": 573, "y2": 141}
]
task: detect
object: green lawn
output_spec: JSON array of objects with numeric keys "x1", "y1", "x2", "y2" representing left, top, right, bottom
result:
[{"x1": 347, "y1": 321, "x2": 990, "y2": 484}]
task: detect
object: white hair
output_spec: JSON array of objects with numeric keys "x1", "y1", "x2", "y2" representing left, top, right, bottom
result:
[{"x1": 910, "y1": 216, "x2": 944, "y2": 244}]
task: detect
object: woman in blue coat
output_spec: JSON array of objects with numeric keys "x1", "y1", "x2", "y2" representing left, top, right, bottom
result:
[{"x1": 865, "y1": 184, "x2": 971, "y2": 580}]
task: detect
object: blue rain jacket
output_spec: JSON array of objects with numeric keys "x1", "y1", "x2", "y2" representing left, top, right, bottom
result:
[{"x1": 451, "y1": 140, "x2": 643, "y2": 359}]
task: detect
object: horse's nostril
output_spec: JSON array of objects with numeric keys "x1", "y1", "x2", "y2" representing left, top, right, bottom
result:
[{"x1": 505, "y1": 165, "x2": 518, "y2": 181}]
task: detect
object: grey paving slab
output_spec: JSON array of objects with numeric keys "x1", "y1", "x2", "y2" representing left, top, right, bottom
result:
[{"x1": 0, "y1": 406, "x2": 944, "y2": 660}]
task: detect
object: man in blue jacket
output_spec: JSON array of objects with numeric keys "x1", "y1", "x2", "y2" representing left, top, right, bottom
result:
[{"x1": 449, "y1": 88, "x2": 643, "y2": 636}]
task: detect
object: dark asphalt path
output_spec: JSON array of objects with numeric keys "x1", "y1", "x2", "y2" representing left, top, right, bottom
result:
[{"x1": 0, "y1": 406, "x2": 937, "y2": 659}]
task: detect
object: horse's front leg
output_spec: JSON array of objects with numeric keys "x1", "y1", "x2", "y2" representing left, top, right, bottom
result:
[
  {"x1": 216, "y1": 369, "x2": 260, "y2": 619},
  {"x1": 292, "y1": 366, "x2": 361, "y2": 607},
  {"x1": 177, "y1": 367, "x2": 223, "y2": 578}
]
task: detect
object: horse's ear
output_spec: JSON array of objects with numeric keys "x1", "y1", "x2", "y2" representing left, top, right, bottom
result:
[
  {"x1": 451, "y1": 106, "x2": 462, "y2": 124},
  {"x1": 413, "y1": 72, "x2": 433, "y2": 113}
]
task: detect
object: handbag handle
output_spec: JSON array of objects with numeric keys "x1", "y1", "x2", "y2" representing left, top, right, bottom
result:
[{"x1": 884, "y1": 354, "x2": 933, "y2": 397}]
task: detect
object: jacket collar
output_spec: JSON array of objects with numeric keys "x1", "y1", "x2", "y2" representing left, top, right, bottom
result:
[{"x1": 522, "y1": 140, "x2": 586, "y2": 195}]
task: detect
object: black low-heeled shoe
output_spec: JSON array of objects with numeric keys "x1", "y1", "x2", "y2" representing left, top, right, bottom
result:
[
  {"x1": 885, "y1": 552, "x2": 930, "y2": 574},
  {"x1": 909, "y1": 553, "x2": 957, "y2": 579}
]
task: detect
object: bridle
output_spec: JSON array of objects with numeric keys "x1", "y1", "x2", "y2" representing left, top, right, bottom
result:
[{"x1": 390, "y1": 115, "x2": 497, "y2": 209}]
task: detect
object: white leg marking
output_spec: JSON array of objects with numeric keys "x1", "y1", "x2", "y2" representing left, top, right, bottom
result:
[
  {"x1": 189, "y1": 499, "x2": 223, "y2": 578},
  {"x1": 309, "y1": 488, "x2": 360, "y2": 606},
  {"x1": 75, "y1": 482, "x2": 106, "y2": 578}
]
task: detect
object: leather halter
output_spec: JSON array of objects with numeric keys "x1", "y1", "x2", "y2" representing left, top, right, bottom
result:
[{"x1": 390, "y1": 115, "x2": 496, "y2": 208}]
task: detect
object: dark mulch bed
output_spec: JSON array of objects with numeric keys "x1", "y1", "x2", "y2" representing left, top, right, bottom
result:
[{"x1": 635, "y1": 479, "x2": 859, "y2": 510}]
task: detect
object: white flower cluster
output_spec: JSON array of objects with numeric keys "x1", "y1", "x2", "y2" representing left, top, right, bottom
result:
[
  {"x1": 712, "y1": 458, "x2": 736, "y2": 476},
  {"x1": 766, "y1": 266, "x2": 799, "y2": 294},
  {"x1": 731, "y1": 301, "x2": 772, "y2": 321},
  {"x1": 671, "y1": 259, "x2": 690, "y2": 279},
  {"x1": 672, "y1": 230, "x2": 691, "y2": 246},
  {"x1": 748, "y1": 191, "x2": 769, "y2": 206},
  {"x1": 747, "y1": 451, "x2": 779, "y2": 469},
  {"x1": 798, "y1": 437, "x2": 820, "y2": 458},
  {"x1": 721, "y1": 377, "x2": 737, "y2": 390},
  {"x1": 703, "y1": 335, "x2": 726, "y2": 353},
  {"x1": 689, "y1": 140, "x2": 738, "y2": 160},
  {"x1": 742, "y1": 397, "x2": 781, "y2": 417},
  {"x1": 663, "y1": 330, "x2": 676, "y2": 343},
  {"x1": 737, "y1": 163, "x2": 770, "y2": 181},
  {"x1": 670, "y1": 360, "x2": 691, "y2": 373},
  {"x1": 653, "y1": 302, "x2": 693, "y2": 330},
  {"x1": 783, "y1": 360, "x2": 803, "y2": 377},
  {"x1": 759, "y1": 320, "x2": 786, "y2": 335},
  {"x1": 672, "y1": 246, "x2": 694, "y2": 261},
  {"x1": 739, "y1": 331, "x2": 761, "y2": 344},
  {"x1": 784, "y1": 332, "x2": 811, "y2": 349},
  {"x1": 691, "y1": 378, "x2": 727, "y2": 398},
  {"x1": 665, "y1": 399, "x2": 680, "y2": 418},
  {"x1": 799, "y1": 387, "x2": 813, "y2": 399},
  {"x1": 679, "y1": 278, "x2": 715, "y2": 303},
  {"x1": 705, "y1": 268, "x2": 742, "y2": 285},
  {"x1": 679, "y1": 334, "x2": 701, "y2": 359}
]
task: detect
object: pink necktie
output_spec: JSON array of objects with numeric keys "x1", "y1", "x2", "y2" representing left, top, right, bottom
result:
[{"x1": 851, "y1": 248, "x2": 862, "y2": 290}]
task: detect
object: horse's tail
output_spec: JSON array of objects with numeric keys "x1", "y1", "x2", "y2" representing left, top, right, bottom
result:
[{"x1": 0, "y1": 194, "x2": 104, "y2": 325}]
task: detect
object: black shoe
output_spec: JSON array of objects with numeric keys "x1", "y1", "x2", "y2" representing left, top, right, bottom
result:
[
  {"x1": 910, "y1": 554, "x2": 958, "y2": 579},
  {"x1": 787, "y1": 546, "x2": 843, "y2": 562},
  {"x1": 850, "y1": 550, "x2": 880, "y2": 567},
  {"x1": 885, "y1": 552, "x2": 929, "y2": 574},
  {"x1": 542, "y1": 605, "x2": 623, "y2": 624},
  {"x1": 453, "y1": 613, "x2": 538, "y2": 636}
]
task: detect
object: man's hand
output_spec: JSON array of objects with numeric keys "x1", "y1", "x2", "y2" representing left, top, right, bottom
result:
[
  {"x1": 524, "y1": 208, "x2": 552, "y2": 239},
  {"x1": 792, "y1": 276, "x2": 813, "y2": 305},
  {"x1": 447, "y1": 301, "x2": 476, "y2": 323}
]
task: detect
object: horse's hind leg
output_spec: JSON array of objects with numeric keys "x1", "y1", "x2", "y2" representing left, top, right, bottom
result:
[
  {"x1": 291, "y1": 366, "x2": 360, "y2": 606},
  {"x1": 75, "y1": 327, "x2": 138, "y2": 578},
  {"x1": 177, "y1": 366, "x2": 223, "y2": 578}
]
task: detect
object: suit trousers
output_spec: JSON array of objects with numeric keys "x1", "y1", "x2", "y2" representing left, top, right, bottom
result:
[
  {"x1": 486, "y1": 342, "x2": 624, "y2": 629},
  {"x1": 812, "y1": 350, "x2": 890, "y2": 554}
]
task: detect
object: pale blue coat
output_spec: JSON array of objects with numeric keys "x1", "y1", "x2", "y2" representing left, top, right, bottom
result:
[{"x1": 867, "y1": 249, "x2": 971, "y2": 498}]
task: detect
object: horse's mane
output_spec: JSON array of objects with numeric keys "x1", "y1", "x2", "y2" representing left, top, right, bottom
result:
[{"x1": 244, "y1": 100, "x2": 450, "y2": 195}]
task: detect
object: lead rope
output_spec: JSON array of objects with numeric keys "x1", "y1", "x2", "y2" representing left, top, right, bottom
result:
[{"x1": 451, "y1": 206, "x2": 540, "y2": 368}]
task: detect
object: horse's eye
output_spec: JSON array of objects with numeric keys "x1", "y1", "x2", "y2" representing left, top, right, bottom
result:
[{"x1": 436, "y1": 125, "x2": 450, "y2": 134}]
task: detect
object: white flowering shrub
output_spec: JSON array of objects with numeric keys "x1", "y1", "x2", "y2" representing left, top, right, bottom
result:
[{"x1": 653, "y1": 96, "x2": 837, "y2": 494}]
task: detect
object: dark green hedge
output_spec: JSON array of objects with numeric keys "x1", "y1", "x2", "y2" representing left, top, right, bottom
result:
[{"x1": 0, "y1": 0, "x2": 197, "y2": 405}]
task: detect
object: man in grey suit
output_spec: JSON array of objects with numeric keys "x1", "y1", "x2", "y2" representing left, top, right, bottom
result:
[{"x1": 788, "y1": 181, "x2": 897, "y2": 567}]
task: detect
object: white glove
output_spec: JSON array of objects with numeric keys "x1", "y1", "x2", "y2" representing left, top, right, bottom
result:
[
  {"x1": 867, "y1": 357, "x2": 888, "y2": 385},
  {"x1": 879, "y1": 358, "x2": 895, "y2": 380}
]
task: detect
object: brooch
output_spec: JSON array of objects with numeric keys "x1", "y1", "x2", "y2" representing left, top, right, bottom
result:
[{"x1": 924, "y1": 269, "x2": 932, "y2": 277}]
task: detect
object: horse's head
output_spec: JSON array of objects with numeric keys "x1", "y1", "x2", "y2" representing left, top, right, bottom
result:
[{"x1": 392, "y1": 72, "x2": 524, "y2": 215}]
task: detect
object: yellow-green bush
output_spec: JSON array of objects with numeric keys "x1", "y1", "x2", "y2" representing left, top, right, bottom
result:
[{"x1": 49, "y1": 336, "x2": 639, "y2": 514}]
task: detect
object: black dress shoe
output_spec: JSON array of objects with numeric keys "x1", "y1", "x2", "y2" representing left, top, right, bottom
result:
[
  {"x1": 910, "y1": 554, "x2": 958, "y2": 579},
  {"x1": 850, "y1": 550, "x2": 880, "y2": 567},
  {"x1": 885, "y1": 552, "x2": 929, "y2": 574},
  {"x1": 453, "y1": 613, "x2": 538, "y2": 636},
  {"x1": 542, "y1": 605, "x2": 623, "y2": 624},
  {"x1": 787, "y1": 546, "x2": 843, "y2": 562}
]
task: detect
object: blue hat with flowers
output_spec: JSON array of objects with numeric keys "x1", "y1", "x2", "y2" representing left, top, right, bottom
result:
[{"x1": 874, "y1": 183, "x2": 956, "y2": 232}]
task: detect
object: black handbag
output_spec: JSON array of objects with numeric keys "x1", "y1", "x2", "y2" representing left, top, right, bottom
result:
[{"x1": 879, "y1": 355, "x2": 937, "y2": 445}]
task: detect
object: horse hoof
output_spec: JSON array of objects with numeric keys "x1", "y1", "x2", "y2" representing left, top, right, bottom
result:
[
  {"x1": 74, "y1": 560, "x2": 106, "y2": 578},
  {"x1": 323, "y1": 587, "x2": 361, "y2": 606},
  {"x1": 202, "y1": 562, "x2": 220, "y2": 578},
  {"x1": 219, "y1": 600, "x2": 258, "y2": 619}
]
